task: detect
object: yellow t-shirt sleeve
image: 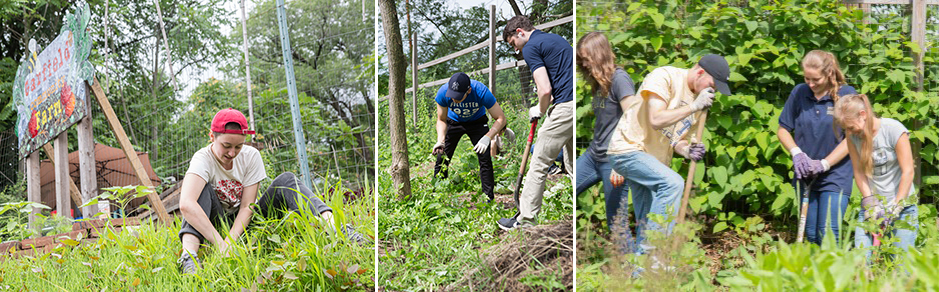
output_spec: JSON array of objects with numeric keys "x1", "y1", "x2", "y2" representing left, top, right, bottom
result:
[{"x1": 638, "y1": 68, "x2": 672, "y2": 104}]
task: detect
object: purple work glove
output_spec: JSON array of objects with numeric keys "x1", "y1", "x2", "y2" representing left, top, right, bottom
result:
[
  {"x1": 861, "y1": 196, "x2": 886, "y2": 223},
  {"x1": 804, "y1": 159, "x2": 831, "y2": 178},
  {"x1": 675, "y1": 142, "x2": 706, "y2": 162},
  {"x1": 792, "y1": 152, "x2": 811, "y2": 180},
  {"x1": 688, "y1": 143, "x2": 706, "y2": 162}
]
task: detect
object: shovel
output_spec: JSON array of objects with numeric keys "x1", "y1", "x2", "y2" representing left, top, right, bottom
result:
[
  {"x1": 676, "y1": 110, "x2": 708, "y2": 224},
  {"x1": 511, "y1": 118, "x2": 540, "y2": 219}
]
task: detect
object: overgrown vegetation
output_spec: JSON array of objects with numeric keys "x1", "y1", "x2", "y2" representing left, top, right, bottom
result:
[
  {"x1": 377, "y1": 98, "x2": 573, "y2": 290},
  {"x1": 0, "y1": 181, "x2": 374, "y2": 290},
  {"x1": 378, "y1": 0, "x2": 574, "y2": 290},
  {"x1": 576, "y1": 0, "x2": 939, "y2": 289}
]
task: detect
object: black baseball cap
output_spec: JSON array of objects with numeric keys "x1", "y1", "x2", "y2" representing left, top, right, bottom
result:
[
  {"x1": 699, "y1": 54, "x2": 732, "y2": 95},
  {"x1": 445, "y1": 72, "x2": 471, "y2": 99}
]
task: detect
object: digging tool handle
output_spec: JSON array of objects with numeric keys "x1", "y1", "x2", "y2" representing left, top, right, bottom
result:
[
  {"x1": 677, "y1": 110, "x2": 708, "y2": 224},
  {"x1": 796, "y1": 178, "x2": 814, "y2": 243},
  {"x1": 512, "y1": 118, "x2": 539, "y2": 219},
  {"x1": 796, "y1": 196, "x2": 808, "y2": 243}
]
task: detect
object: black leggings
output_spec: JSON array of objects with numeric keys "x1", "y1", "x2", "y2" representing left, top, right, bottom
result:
[{"x1": 178, "y1": 172, "x2": 332, "y2": 243}]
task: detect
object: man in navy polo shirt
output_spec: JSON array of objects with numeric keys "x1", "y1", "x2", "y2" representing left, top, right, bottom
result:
[
  {"x1": 433, "y1": 72, "x2": 508, "y2": 202},
  {"x1": 498, "y1": 15, "x2": 574, "y2": 230}
]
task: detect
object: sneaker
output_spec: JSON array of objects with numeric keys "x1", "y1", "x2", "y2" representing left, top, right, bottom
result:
[
  {"x1": 497, "y1": 217, "x2": 521, "y2": 231},
  {"x1": 341, "y1": 224, "x2": 371, "y2": 246},
  {"x1": 547, "y1": 164, "x2": 563, "y2": 175},
  {"x1": 177, "y1": 252, "x2": 201, "y2": 274}
]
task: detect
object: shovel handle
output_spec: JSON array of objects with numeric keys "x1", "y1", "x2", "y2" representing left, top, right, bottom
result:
[
  {"x1": 512, "y1": 118, "x2": 539, "y2": 219},
  {"x1": 677, "y1": 110, "x2": 708, "y2": 224}
]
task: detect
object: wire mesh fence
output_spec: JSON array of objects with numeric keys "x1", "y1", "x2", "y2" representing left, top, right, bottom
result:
[{"x1": 0, "y1": 0, "x2": 375, "y2": 209}]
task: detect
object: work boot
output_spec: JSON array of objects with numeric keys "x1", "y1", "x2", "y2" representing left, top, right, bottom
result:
[{"x1": 177, "y1": 251, "x2": 202, "y2": 275}]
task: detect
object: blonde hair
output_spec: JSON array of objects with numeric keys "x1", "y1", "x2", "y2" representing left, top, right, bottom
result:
[
  {"x1": 802, "y1": 50, "x2": 847, "y2": 102},
  {"x1": 577, "y1": 32, "x2": 617, "y2": 96},
  {"x1": 833, "y1": 94, "x2": 876, "y2": 177}
]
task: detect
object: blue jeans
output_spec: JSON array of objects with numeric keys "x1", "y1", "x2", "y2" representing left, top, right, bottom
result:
[
  {"x1": 610, "y1": 151, "x2": 684, "y2": 254},
  {"x1": 855, "y1": 204, "x2": 918, "y2": 258},
  {"x1": 576, "y1": 152, "x2": 631, "y2": 252},
  {"x1": 804, "y1": 190, "x2": 850, "y2": 245}
]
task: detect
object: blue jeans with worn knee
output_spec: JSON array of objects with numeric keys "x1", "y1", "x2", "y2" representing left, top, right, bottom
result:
[
  {"x1": 804, "y1": 190, "x2": 850, "y2": 245},
  {"x1": 610, "y1": 151, "x2": 684, "y2": 254},
  {"x1": 576, "y1": 152, "x2": 631, "y2": 252},
  {"x1": 855, "y1": 204, "x2": 918, "y2": 259}
]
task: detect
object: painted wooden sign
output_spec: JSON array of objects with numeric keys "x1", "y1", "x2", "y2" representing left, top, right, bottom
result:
[{"x1": 12, "y1": 3, "x2": 95, "y2": 159}]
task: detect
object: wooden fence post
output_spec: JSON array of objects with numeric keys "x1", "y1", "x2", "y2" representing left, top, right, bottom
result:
[
  {"x1": 54, "y1": 134, "x2": 71, "y2": 218},
  {"x1": 78, "y1": 83, "x2": 98, "y2": 218},
  {"x1": 26, "y1": 152, "x2": 40, "y2": 235}
]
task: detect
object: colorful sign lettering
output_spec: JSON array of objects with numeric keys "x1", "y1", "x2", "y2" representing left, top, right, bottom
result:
[{"x1": 12, "y1": 3, "x2": 95, "y2": 159}]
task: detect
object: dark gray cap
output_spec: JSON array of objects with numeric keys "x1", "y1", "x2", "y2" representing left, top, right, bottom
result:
[{"x1": 699, "y1": 54, "x2": 732, "y2": 95}]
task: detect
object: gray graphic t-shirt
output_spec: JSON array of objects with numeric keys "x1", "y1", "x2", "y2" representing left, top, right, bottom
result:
[
  {"x1": 588, "y1": 68, "x2": 635, "y2": 162},
  {"x1": 849, "y1": 118, "x2": 917, "y2": 206}
]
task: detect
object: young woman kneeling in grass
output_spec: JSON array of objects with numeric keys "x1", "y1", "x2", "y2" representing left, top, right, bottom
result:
[
  {"x1": 833, "y1": 94, "x2": 918, "y2": 256},
  {"x1": 176, "y1": 108, "x2": 367, "y2": 274}
]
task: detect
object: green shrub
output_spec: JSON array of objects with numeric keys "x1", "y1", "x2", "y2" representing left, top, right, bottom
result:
[{"x1": 576, "y1": 0, "x2": 939, "y2": 237}]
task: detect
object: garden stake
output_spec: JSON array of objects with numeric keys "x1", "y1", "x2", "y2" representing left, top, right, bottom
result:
[
  {"x1": 677, "y1": 110, "x2": 708, "y2": 224},
  {"x1": 512, "y1": 117, "x2": 540, "y2": 219}
]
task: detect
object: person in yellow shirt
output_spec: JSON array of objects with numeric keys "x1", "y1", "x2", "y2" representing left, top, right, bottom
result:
[{"x1": 609, "y1": 54, "x2": 731, "y2": 257}]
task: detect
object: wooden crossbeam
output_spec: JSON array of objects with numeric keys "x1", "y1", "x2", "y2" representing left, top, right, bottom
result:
[
  {"x1": 380, "y1": 60, "x2": 529, "y2": 102},
  {"x1": 41, "y1": 143, "x2": 84, "y2": 210},
  {"x1": 416, "y1": 16, "x2": 573, "y2": 70},
  {"x1": 88, "y1": 77, "x2": 170, "y2": 224}
]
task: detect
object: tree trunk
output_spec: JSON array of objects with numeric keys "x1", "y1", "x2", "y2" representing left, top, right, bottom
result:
[{"x1": 379, "y1": 0, "x2": 412, "y2": 199}]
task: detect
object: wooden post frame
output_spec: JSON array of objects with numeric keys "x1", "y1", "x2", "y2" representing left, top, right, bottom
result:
[
  {"x1": 53, "y1": 134, "x2": 71, "y2": 217},
  {"x1": 41, "y1": 143, "x2": 83, "y2": 212},
  {"x1": 77, "y1": 83, "x2": 98, "y2": 217},
  {"x1": 26, "y1": 153, "x2": 41, "y2": 233},
  {"x1": 488, "y1": 5, "x2": 496, "y2": 94},
  {"x1": 89, "y1": 76, "x2": 170, "y2": 224}
]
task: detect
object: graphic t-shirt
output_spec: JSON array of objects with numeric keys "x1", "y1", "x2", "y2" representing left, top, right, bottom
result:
[
  {"x1": 522, "y1": 30, "x2": 573, "y2": 104},
  {"x1": 849, "y1": 118, "x2": 917, "y2": 206},
  {"x1": 434, "y1": 79, "x2": 497, "y2": 122},
  {"x1": 186, "y1": 144, "x2": 267, "y2": 213},
  {"x1": 607, "y1": 66, "x2": 700, "y2": 165},
  {"x1": 587, "y1": 68, "x2": 635, "y2": 163}
]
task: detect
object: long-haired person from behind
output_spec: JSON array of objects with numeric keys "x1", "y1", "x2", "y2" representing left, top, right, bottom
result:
[
  {"x1": 575, "y1": 32, "x2": 636, "y2": 253},
  {"x1": 833, "y1": 93, "x2": 918, "y2": 256},
  {"x1": 776, "y1": 50, "x2": 855, "y2": 245}
]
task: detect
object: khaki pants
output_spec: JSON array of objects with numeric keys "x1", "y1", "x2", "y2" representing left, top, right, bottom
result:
[{"x1": 518, "y1": 101, "x2": 573, "y2": 226}]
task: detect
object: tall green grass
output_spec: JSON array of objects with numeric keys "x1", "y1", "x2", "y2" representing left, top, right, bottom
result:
[{"x1": 0, "y1": 182, "x2": 374, "y2": 291}]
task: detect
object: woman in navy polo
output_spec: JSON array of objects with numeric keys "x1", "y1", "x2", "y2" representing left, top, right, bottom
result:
[{"x1": 777, "y1": 50, "x2": 855, "y2": 245}]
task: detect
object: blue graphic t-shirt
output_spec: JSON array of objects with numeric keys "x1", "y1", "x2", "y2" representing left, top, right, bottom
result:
[{"x1": 434, "y1": 79, "x2": 497, "y2": 122}]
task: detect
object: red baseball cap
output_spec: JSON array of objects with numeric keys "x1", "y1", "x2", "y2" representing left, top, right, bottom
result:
[{"x1": 211, "y1": 108, "x2": 256, "y2": 134}]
